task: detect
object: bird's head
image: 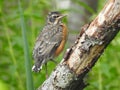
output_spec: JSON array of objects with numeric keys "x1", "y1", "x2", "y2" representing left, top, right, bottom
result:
[{"x1": 47, "y1": 11, "x2": 66, "y2": 25}]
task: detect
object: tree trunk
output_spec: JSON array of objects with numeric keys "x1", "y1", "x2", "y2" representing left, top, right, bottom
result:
[{"x1": 38, "y1": 0, "x2": 120, "y2": 90}]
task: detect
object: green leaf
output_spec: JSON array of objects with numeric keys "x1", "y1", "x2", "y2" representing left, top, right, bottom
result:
[{"x1": 18, "y1": 0, "x2": 34, "y2": 90}]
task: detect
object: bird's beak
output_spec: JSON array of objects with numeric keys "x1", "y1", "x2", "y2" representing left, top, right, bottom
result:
[
  {"x1": 54, "y1": 14, "x2": 67, "y2": 25},
  {"x1": 58, "y1": 14, "x2": 67, "y2": 19}
]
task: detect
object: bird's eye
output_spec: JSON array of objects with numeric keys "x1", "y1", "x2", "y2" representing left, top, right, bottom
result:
[{"x1": 53, "y1": 15, "x2": 59, "y2": 18}]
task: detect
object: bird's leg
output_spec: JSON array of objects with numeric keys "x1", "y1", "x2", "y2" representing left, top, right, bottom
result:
[
  {"x1": 50, "y1": 59, "x2": 58, "y2": 64},
  {"x1": 45, "y1": 63, "x2": 48, "y2": 78}
]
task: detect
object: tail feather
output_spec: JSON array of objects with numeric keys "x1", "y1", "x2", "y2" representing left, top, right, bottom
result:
[
  {"x1": 32, "y1": 65, "x2": 42, "y2": 72},
  {"x1": 32, "y1": 57, "x2": 44, "y2": 72}
]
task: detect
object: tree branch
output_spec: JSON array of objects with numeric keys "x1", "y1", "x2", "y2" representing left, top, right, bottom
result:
[{"x1": 38, "y1": 0, "x2": 120, "y2": 90}]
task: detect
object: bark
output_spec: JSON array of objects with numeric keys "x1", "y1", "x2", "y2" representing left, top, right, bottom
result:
[{"x1": 38, "y1": 0, "x2": 120, "y2": 90}]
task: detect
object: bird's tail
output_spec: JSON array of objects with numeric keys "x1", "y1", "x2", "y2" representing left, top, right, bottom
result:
[
  {"x1": 32, "y1": 64, "x2": 42, "y2": 72},
  {"x1": 32, "y1": 58, "x2": 43, "y2": 72}
]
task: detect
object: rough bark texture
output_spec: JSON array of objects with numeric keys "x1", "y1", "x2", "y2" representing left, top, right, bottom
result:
[{"x1": 38, "y1": 0, "x2": 120, "y2": 90}]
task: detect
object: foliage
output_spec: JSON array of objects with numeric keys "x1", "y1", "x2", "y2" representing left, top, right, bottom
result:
[
  {"x1": 18, "y1": 0, "x2": 34, "y2": 90},
  {"x1": 0, "y1": 0, "x2": 120, "y2": 90}
]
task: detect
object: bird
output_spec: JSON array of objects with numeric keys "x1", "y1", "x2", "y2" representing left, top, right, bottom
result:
[{"x1": 32, "y1": 11, "x2": 68, "y2": 74}]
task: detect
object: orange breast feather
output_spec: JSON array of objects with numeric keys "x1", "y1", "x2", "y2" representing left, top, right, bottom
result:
[{"x1": 54, "y1": 24, "x2": 68, "y2": 56}]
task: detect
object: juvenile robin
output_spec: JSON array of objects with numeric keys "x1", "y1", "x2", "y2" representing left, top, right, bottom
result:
[{"x1": 32, "y1": 11, "x2": 68, "y2": 73}]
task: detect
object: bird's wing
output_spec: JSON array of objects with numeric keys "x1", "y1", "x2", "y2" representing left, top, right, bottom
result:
[{"x1": 32, "y1": 25, "x2": 63, "y2": 71}]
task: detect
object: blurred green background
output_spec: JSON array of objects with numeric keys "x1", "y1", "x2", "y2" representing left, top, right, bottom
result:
[{"x1": 0, "y1": 0, "x2": 120, "y2": 90}]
